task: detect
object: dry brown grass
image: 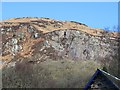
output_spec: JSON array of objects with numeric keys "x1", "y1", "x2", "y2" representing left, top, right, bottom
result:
[
  {"x1": 2, "y1": 17, "x2": 112, "y2": 37},
  {"x1": 20, "y1": 38, "x2": 44, "y2": 58}
]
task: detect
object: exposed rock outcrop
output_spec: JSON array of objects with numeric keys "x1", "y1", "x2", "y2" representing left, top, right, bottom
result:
[{"x1": 1, "y1": 17, "x2": 120, "y2": 88}]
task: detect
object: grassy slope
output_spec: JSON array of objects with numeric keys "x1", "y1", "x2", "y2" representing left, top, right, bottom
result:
[{"x1": 2, "y1": 59, "x2": 101, "y2": 88}]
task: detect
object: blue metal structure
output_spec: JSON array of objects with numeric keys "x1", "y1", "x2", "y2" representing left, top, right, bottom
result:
[{"x1": 83, "y1": 69, "x2": 120, "y2": 90}]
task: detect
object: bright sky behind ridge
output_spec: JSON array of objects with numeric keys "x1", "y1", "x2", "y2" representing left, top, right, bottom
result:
[{"x1": 1, "y1": 2, "x2": 119, "y2": 31}]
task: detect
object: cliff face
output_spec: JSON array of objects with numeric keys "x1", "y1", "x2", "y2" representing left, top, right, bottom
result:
[
  {"x1": 1, "y1": 17, "x2": 120, "y2": 88},
  {"x1": 44, "y1": 29, "x2": 118, "y2": 60}
]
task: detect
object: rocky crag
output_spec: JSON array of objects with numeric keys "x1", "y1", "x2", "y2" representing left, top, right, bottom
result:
[{"x1": 1, "y1": 17, "x2": 120, "y2": 88}]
